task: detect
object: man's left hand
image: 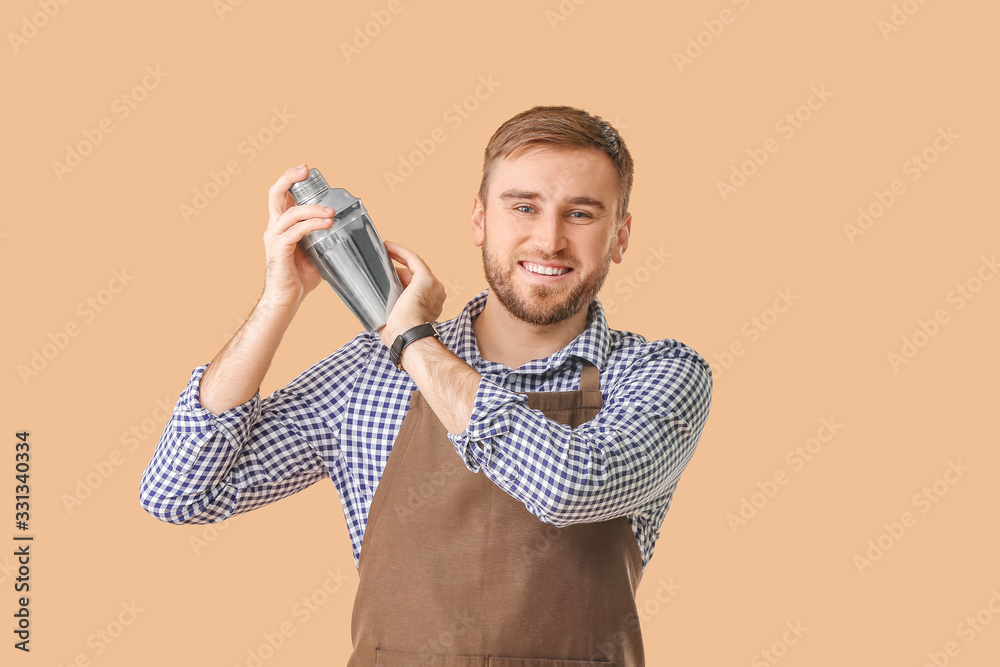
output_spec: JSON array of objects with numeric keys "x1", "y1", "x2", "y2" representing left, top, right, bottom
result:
[{"x1": 379, "y1": 240, "x2": 447, "y2": 348}]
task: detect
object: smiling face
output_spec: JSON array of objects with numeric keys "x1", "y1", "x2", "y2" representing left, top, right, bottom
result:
[{"x1": 471, "y1": 146, "x2": 631, "y2": 327}]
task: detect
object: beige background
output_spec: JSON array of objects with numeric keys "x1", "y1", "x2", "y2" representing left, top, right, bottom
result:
[{"x1": 2, "y1": 0, "x2": 998, "y2": 664}]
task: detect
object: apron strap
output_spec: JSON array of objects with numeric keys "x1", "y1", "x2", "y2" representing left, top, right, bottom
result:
[
  {"x1": 580, "y1": 358, "x2": 600, "y2": 393},
  {"x1": 578, "y1": 359, "x2": 603, "y2": 413}
]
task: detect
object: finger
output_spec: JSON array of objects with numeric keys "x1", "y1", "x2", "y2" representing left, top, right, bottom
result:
[
  {"x1": 272, "y1": 204, "x2": 335, "y2": 236},
  {"x1": 267, "y1": 164, "x2": 311, "y2": 220},
  {"x1": 396, "y1": 265, "x2": 414, "y2": 288},
  {"x1": 384, "y1": 240, "x2": 426, "y2": 272}
]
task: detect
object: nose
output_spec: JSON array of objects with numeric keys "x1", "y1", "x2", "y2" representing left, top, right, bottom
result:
[{"x1": 532, "y1": 211, "x2": 569, "y2": 257}]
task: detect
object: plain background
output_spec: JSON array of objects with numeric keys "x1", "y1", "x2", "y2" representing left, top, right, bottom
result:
[{"x1": 2, "y1": 1, "x2": 998, "y2": 664}]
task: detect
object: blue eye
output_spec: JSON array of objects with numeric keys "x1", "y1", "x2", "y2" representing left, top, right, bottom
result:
[{"x1": 515, "y1": 205, "x2": 534, "y2": 213}]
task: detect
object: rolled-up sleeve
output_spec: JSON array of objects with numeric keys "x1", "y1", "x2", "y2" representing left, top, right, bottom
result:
[
  {"x1": 139, "y1": 331, "x2": 376, "y2": 524},
  {"x1": 447, "y1": 344, "x2": 712, "y2": 525}
]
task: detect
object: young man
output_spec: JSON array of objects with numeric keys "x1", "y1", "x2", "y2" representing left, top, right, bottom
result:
[{"x1": 140, "y1": 106, "x2": 712, "y2": 665}]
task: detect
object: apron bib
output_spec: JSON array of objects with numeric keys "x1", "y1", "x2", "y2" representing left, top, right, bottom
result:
[{"x1": 348, "y1": 360, "x2": 645, "y2": 666}]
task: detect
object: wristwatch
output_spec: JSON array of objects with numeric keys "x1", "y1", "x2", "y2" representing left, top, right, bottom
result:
[{"x1": 390, "y1": 322, "x2": 441, "y2": 371}]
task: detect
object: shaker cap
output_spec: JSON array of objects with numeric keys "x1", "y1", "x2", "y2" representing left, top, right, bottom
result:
[{"x1": 289, "y1": 168, "x2": 330, "y2": 204}]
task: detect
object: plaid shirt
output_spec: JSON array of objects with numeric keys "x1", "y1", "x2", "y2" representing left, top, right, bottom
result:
[{"x1": 139, "y1": 290, "x2": 712, "y2": 570}]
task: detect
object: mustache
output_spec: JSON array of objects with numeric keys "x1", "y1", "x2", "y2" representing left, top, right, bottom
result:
[{"x1": 515, "y1": 252, "x2": 577, "y2": 267}]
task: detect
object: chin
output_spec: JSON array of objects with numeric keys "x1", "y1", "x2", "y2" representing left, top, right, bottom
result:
[{"x1": 494, "y1": 280, "x2": 591, "y2": 327}]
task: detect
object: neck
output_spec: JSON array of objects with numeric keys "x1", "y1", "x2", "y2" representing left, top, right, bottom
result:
[{"x1": 471, "y1": 290, "x2": 591, "y2": 369}]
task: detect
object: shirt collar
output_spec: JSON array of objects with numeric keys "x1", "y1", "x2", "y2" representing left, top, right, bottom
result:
[{"x1": 443, "y1": 289, "x2": 611, "y2": 374}]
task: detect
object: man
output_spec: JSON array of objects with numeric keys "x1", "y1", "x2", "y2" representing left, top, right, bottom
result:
[{"x1": 140, "y1": 106, "x2": 712, "y2": 665}]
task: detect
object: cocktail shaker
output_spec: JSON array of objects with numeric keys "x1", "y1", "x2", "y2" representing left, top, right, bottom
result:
[{"x1": 289, "y1": 168, "x2": 402, "y2": 331}]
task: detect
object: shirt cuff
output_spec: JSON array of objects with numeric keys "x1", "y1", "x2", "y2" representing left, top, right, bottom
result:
[
  {"x1": 177, "y1": 364, "x2": 262, "y2": 451},
  {"x1": 447, "y1": 375, "x2": 528, "y2": 473}
]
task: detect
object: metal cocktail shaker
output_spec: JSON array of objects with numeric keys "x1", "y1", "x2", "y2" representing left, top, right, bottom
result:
[{"x1": 289, "y1": 168, "x2": 402, "y2": 331}]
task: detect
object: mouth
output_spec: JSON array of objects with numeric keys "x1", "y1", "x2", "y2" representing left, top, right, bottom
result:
[{"x1": 519, "y1": 261, "x2": 573, "y2": 277}]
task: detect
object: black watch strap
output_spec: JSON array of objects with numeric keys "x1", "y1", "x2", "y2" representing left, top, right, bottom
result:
[{"x1": 390, "y1": 323, "x2": 441, "y2": 371}]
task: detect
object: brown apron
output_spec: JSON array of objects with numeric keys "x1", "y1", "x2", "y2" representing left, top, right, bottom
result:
[{"x1": 348, "y1": 360, "x2": 645, "y2": 666}]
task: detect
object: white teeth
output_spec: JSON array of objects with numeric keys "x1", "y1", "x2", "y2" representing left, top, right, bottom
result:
[{"x1": 523, "y1": 262, "x2": 569, "y2": 276}]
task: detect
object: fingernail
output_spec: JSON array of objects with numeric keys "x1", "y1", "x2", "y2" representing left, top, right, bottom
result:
[{"x1": 295, "y1": 164, "x2": 306, "y2": 171}]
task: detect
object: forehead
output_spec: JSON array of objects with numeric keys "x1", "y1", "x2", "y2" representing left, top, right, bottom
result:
[{"x1": 488, "y1": 146, "x2": 618, "y2": 200}]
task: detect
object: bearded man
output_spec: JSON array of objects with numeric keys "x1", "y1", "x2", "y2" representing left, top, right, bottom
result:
[{"x1": 140, "y1": 105, "x2": 712, "y2": 666}]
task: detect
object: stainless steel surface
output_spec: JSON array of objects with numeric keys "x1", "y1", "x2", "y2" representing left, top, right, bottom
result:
[{"x1": 290, "y1": 169, "x2": 402, "y2": 331}]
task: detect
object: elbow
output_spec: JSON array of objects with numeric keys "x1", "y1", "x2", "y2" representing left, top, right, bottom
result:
[
  {"x1": 534, "y1": 487, "x2": 600, "y2": 528},
  {"x1": 534, "y1": 502, "x2": 572, "y2": 528},
  {"x1": 137, "y1": 473, "x2": 219, "y2": 526},
  {"x1": 138, "y1": 483, "x2": 191, "y2": 525}
]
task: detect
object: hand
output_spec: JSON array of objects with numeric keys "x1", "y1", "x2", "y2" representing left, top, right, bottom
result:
[
  {"x1": 260, "y1": 164, "x2": 336, "y2": 310},
  {"x1": 379, "y1": 241, "x2": 447, "y2": 348}
]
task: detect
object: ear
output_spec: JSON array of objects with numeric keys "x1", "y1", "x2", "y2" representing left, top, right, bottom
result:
[
  {"x1": 471, "y1": 194, "x2": 486, "y2": 247},
  {"x1": 612, "y1": 212, "x2": 632, "y2": 264}
]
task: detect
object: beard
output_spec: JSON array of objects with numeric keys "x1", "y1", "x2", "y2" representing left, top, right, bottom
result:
[{"x1": 480, "y1": 218, "x2": 615, "y2": 327}]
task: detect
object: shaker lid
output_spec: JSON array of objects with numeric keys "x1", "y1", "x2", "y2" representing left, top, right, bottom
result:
[
  {"x1": 289, "y1": 166, "x2": 358, "y2": 203},
  {"x1": 288, "y1": 168, "x2": 359, "y2": 211},
  {"x1": 288, "y1": 168, "x2": 328, "y2": 203}
]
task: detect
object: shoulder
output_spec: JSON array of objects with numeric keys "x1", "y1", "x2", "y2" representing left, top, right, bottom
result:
[{"x1": 604, "y1": 326, "x2": 713, "y2": 392}]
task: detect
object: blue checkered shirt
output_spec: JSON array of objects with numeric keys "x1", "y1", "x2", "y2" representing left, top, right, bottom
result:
[{"x1": 139, "y1": 290, "x2": 712, "y2": 570}]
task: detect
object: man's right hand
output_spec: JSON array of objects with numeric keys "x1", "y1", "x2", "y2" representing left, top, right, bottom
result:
[
  {"x1": 198, "y1": 164, "x2": 335, "y2": 415},
  {"x1": 261, "y1": 164, "x2": 336, "y2": 310}
]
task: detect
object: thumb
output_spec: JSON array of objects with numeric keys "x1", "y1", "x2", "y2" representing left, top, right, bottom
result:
[{"x1": 396, "y1": 265, "x2": 414, "y2": 287}]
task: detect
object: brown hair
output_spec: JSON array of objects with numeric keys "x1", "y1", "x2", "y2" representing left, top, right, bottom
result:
[{"x1": 478, "y1": 106, "x2": 634, "y2": 222}]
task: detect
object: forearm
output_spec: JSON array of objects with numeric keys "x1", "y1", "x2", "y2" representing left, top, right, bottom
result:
[
  {"x1": 199, "y1": 292, "x2": 300, "y2": 415},
  {"x1": 461, "y1": 400, "x2": 694, "y2": 524},
  {"x1": 398, "y1": 338, "x2": 677, "y2": 524},
  {"x1": 448, "y1": 351, "x2": 712, "y2": 525},
  {"x1": 139, "y1": 346, "x2": 356, "y2": 524},
  {"x1": 139, "y1": 419, "x2": 327, "y2": 525},
  {"x1": 399, "y1": 336, "x2": 481, "y2": 434}
]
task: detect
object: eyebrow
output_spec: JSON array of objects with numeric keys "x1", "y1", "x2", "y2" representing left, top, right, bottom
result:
[{"x1": 498, "y1": 190, "x2": 607, "y2": 211}]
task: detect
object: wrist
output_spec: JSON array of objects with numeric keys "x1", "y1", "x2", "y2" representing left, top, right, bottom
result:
[
  {"x1": 257, "y1": 288, "x2": 303, "y2": 319},
  {"x1": 384, "y1": 321, "x2": 423, "y2": 347},
  {"x1": 389, "y1": 322, "x2": 442, "y2": 372},
  {"x1": 398, "y1": 335, "x2": 444, "y2": 373}
]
